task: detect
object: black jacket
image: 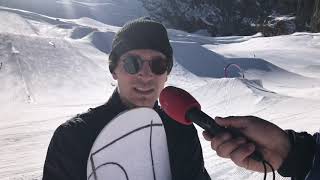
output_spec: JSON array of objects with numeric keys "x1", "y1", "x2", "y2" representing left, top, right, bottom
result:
[
  {"x1": 278, "y1": 130, "x2": 318, "y2": 180},
  {"x1": 42, "y1": 90, "x2": 211, "y2": 180}
]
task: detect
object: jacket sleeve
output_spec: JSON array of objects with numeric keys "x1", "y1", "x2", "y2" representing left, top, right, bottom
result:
[
  {"x1": 42, "y1": 124, "x2": 85, "y2": 180},
  {"x1": 278, "y1": 130, "x2": 317, "y2": 180},
  {"x1": 303, "y1": 133, "x2": 320, "y2": 180}
]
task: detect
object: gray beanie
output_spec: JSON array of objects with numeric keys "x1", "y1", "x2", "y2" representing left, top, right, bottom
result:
[{"x1": 108, "y1": 17, "x2": 173, "y2": 74}]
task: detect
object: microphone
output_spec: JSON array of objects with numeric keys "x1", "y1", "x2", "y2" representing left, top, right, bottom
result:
[{"x1": 159, "y1": 86, "x2": 263, "y2": 162}]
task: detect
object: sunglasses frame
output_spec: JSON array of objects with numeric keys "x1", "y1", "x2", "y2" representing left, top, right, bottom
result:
[{"x1": 121, "y1": 55, "x2": 169, "y2": 75}]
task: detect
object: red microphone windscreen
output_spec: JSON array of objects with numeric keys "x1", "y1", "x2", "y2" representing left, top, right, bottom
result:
[{"x1": 159, "y1": 86, "x2": 201, "y2": 125}]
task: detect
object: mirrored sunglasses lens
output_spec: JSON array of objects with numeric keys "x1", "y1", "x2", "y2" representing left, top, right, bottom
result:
[
  {"x1": 123, "y1": 56, "x2": 141, "y2": 74},
  {"x1": 151, "y1": 58, "x2": 168, "y2": 75}
]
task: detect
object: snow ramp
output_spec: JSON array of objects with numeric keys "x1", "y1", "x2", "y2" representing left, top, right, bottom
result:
[
  {"x1": 0, "y1": 11, "x2": 37, "y2": 35},
  {"x1": 190, "y1": 78, "x2": 284, "y2": 117},
  {"x1": 171, "y1": 41, "x2": 227, "y2": 78},
  {"x1": 82, "y1": 31, "x2": 115, "y2": 54},
  {"x1": 0, "y1": 33, "x2": 113, "y2": 104}
]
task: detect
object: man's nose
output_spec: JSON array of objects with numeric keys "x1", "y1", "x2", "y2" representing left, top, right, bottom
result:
[{"x1": 138, "y1": 61, "x2": 153, "y2": 78}]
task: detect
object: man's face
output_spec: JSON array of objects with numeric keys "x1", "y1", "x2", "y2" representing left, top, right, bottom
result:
[{"x1": 112, "y1": 49, "x2": 168, "y2": 108}]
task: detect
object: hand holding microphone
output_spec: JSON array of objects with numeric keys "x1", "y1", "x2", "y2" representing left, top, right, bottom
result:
[
  {"x1": 203, "y1": 116, "x2": 290, "y2": 173},
  {"x1": 159, "y1": 86, "x2": 290, "y2": 177}
]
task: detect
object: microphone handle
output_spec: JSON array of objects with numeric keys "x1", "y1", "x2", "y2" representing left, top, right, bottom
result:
[
  {"x1": 186, "y1": 107, "x2": 226, "y2": 136},
  {"x1": 186, "y1": 107, "x2": 263, "y2": 162}
]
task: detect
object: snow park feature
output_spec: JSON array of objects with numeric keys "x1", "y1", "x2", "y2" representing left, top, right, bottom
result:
[{"x1": 224, "y1": 63, "x2": 245, "y2": 79}]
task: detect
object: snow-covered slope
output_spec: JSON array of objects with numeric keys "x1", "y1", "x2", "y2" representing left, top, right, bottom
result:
[
  {"x1": 0, "y1": 3, "x2": 319, "y2": 180},
  {"x1": 0, "y1": 0, "x2": 148, "y2": 26},
  {"x1": 0, "y1": 33, "x2": 113, "y2": 104}
]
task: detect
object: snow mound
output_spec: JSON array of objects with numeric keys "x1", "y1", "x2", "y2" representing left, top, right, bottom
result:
[
  {"x1": 0, "y1": 0, "x2": 149, "y2": 27},
  {"x1": 0, "y1": 35, "x2": 29, "y2": 103},
  {"x1": 171, "y1": 41, "x2": 227, "y2": 78},
  {"x1": 56, "y1": 23, "x2": 74, "y2": 29},
  {"x1": 168, "y1": 29, "x2": 262, "y2": 46},
  {"x1": 191, "y1": 78, "x2": 283, "y2": 117},
  {"x1": 0, "y1": 11, "x2": 37, "y2": 35},
  {"x1": 70, "y1": 26, "x2": 97, "y2": 39},
  {"x1": 72, "y1": 17, "x2": 119, "y2": 30},
  {"x1": 167, "y1": 61, "x2": 208, "y2": 91},
  {"x1": 304, "y1": 65, "x2": 320, "y2": 72},
  {"x1": 171, "y1": 40, "x2": 309, "y2": 80},
  {"x1": 0, "y1": 6, "x2": 67, "y2": 27},
  {"x1": 82, "y1": 31, "x2": 115, "y2": 54},
  {"x1": 0, "y1": 33, "x2": 113, "y2": 104}
]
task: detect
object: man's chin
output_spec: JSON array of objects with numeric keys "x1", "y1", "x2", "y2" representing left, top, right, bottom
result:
[
  {"x1": 131, "y1": 98, "x2": 156, "y2": 108},
  {"x1": 133, "y1": 102, "x2": 154, "y2": 108}
]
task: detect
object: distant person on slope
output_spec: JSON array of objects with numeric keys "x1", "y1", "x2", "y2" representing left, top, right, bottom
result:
[
  {"x1": 42, "y1": 17, "x2": 211, "y2": 180},
  {"x1": 203, "y1": 116, "x2": 319, "y2": 180}
]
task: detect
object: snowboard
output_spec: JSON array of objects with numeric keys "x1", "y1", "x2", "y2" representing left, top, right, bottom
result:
[{"x1": 87, "y1": 107, "x2": 172, "y2": 180}]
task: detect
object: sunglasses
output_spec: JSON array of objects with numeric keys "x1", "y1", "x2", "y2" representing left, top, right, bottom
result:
[{"x1": 121, "y1": 55, "x2": 169, "y2": 75}]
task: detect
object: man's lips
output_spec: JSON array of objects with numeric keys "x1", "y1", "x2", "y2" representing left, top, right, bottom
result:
[{"x1": 134, "y1": 87, "x2": 154, "y2": 95}]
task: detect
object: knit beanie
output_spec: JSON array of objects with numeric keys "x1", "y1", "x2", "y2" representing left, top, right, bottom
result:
[{"x1": 108, "y1": 17, "x2": 173, "y2": 74}]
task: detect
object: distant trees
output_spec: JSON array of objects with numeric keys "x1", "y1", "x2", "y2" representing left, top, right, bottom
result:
[{"x1": 311, "y1": 0, "x2": 320, "y2": 32}]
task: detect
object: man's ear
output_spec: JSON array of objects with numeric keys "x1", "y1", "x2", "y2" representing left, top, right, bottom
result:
[{"x1": 112, "y1": 72, "x2": 118, "y2": 80}]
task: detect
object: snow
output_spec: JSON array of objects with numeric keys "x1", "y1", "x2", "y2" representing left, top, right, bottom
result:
[{"x1": 0, "y1": 2, "x2": 319, "y2": 180}]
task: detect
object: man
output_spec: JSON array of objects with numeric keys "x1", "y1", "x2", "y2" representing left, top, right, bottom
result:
[
  {"x1": 203, "y1": 116, "x2": 319, "y2": 180},
  {"x1": 42, "y1": 17, "x2": 211, "y2": 180}
]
